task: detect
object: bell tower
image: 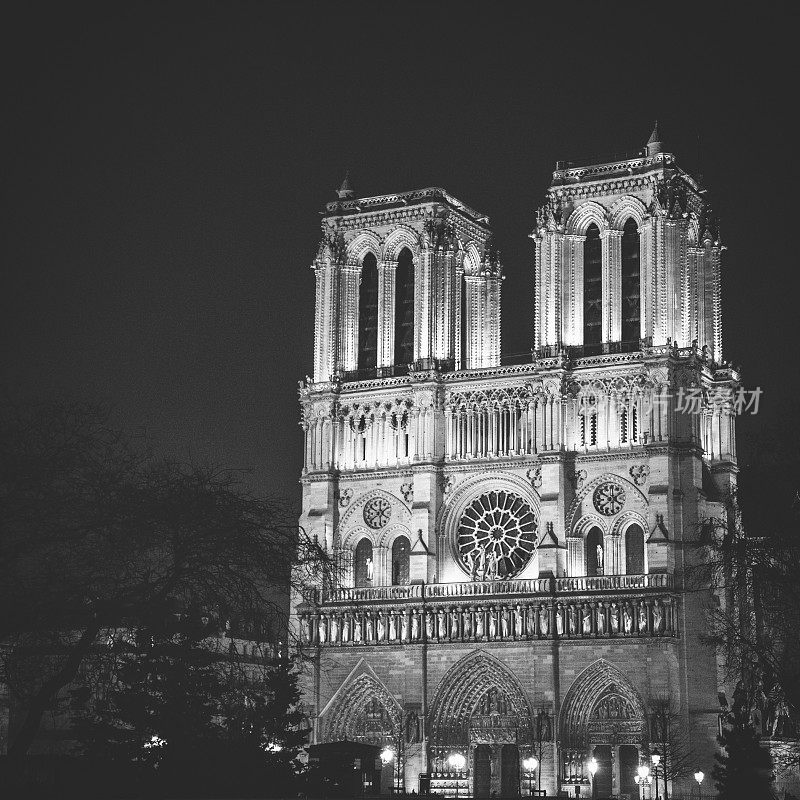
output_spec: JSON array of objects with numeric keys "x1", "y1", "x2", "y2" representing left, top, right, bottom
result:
[
  {"x1": 532, "y1": 125, "x2": 724, "y2": 362},
  {"x1": 311, "y1": 183, "x2": 501, "y2": 385}
]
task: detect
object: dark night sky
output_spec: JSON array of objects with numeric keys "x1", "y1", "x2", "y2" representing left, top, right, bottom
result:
[{"x1": 2, "y1": 4, "x2": 796, "y2": 526}]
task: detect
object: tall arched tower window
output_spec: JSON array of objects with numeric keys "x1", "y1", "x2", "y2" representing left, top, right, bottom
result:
[
  {"x1": 621, "y1": 218, "x2": 641, "y2": 343},
  {"x1": 460, "y1": 274, "x2": 468, "y2": 369},
  {"x1": 391, "y1": 535, "x2": 410, "y2": 586},
  {"x1": 358, "y1": 253, "x2": 378, "y2": 372},
  {"x1": 585, "y1": 526, "x2": 604, "y2": 576},
  {"x1": 354, "y1": 537, "x2": 374, "y2": 587},
  {"x1": 583, "y1": 223, "x2": 602, "y2": 346},
  {"x1": 394, "y1": 248, "x2": 415, "y2": 369},
  {"x1": 625, "y1": 524, "x2": 645, "y2": 575}
]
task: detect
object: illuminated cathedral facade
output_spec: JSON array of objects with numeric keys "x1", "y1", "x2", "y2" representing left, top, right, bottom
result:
[{"x1": 292, "y1": 128, "x2": 737, "y2": 797}]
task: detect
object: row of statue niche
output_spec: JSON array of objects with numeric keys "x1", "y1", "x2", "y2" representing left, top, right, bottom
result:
[
  {"x1": 303, "y1": 599, "x2": 667, "y2": 644},
  {"x1": 464, "y1": 547, "x2": 508, "y2": 582}
]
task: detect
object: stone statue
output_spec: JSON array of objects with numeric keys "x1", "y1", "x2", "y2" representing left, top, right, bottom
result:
[
  {"x1": 389, "y1": 613, "x2": 397, "y2": 641},
  {"x1": 437, "y1": 608, "x2": 447, "y2": 639},
  {"x1": 488, "y1": 608, "x2": 497, "y2": 638},
  {"x1": 353, "y1": 617, "x2": 362, "y2": 643},
  {"x1": 330, "y1": 615, "x2": 339, "y2": 643},
  {"x1": 596, "y1": 605, "x2": 605, "y2": 635},
  {"x1": 451, "y1": 608, "x2": 460, "y2": 639},
  {"x1": 426, "y1": 610, "x2": 435, "y2": 639},
  {"x1": 401, "y1": 612, "x2": 409, "y2": 642},
  {"x1": 406, "y1": 711, "x2": 420, "y2": 744},
  {"x1": 638, "y1": 603, "x2": 648, "y2": 633},
  {"x1": 610, "y1": 603, "x2": 620, "y2": 634},
  {"x1": 366, "y1": 557, "x2": 374, "y2": 582},
  {"x1": 538, "y1": 605, "x2": 549, "y2": 636},
  {"x1": 582, "y1": 605, "x2": 592, "y2": 635},
  {"x1": 342, "y1": 614, "x2": 351, "y2": 643},
  {"x1": 653, "y1": 601, "x2": 663, "y2": 632},
  {"x1": 501, "y1": 606, "x2": 510, "y2": 638},
  {"x1": 596, "y1": 543, "x2": 604, "y2": 573},
  {"x1": 318, "y1": 616, "x2": 327, "y2": 644},
  {"x1": 377, "y1": 614, "x2": 385, "y2": 641},
  {"x1": 411, "y1": 611, "x2": 420, "y2": 641},
  {"x1": 568, "y1": 604, "x2": 578, "y2": 635},
  {"x1": 477, "y1": 548, "x2": 487, "y2": 580},
  {"x1": 463, "y1": 608, "x2": 472, "y2": 638},
  {"x1": 366, "y1": 614, "x2": 374, "y2": 641},
  {"x1": 476, "y1": 607, "x2": 485, "y2": 638},
  {"x1": 514, "y1": 605, "x2": 524, "y2": 636},
  {"x1": 555, "y1": 605, "x2": 564, "y2": 635},
  {"x1": 623, "y1": 605, "x2": 633, "y2": 634},
  {"x1": 526, "y1": 604, "x2": 536, "y2": 635},
  {"x1": 301, "y1": 615, "x2": 311, "y2": 643}
]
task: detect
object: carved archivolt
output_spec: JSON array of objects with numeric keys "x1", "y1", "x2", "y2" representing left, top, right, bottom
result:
[
  {"x1": 323, "y1": 669, "x2": 402, "y2": 744},
  {"x1": 339, "y1": 489, "x2": 411, "y2": 548},
  {"x1": 382, "y1": 225, "x2": 421, "y2": 262},
  {"x1": 346, "y1": 231, "x2": 382, "y2": 265},
  {"x1": 567, "y1": 472, "x2": 647, "y2": 533},
  {"x1": 429, "y1": 650, "x2": 532, "y2": 747},
  {"x1": 559, "y1": 659, "x2": 646, "y2": 748},
  {"x1": 565, "y1": 200, "x2": 608, "y2": 236},
  {"x1": 608, "y1": 195, "x2": 648, "y2": 231}
]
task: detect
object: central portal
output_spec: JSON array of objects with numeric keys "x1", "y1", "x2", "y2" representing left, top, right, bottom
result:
[{"x1": 471, "y1": 743, "x2": 520, "y2": 798}]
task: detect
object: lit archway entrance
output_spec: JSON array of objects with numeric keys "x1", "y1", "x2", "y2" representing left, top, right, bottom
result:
[{"x1": 428, "y1": 652, "x2": 533, "y2": 798}]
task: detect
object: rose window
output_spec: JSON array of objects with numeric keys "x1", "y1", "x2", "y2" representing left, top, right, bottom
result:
[
  {"x1": 457, "y1": 491, "x2": 538, "y2": 579},
  {"x1": 593, "y1": 482, "x2": 626, "y2": 516},
  {"x1": 363, "y1": 497, "x2": 392, "y2": 529}
]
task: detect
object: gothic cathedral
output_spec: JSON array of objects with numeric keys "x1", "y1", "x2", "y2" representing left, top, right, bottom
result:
[{"x1": 292, "y1": 128, "x2": 736, "y2": 798}]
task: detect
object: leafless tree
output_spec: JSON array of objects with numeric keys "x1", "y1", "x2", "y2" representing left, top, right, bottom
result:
[{"x1": 0, "y1": 399, "x2": 332, "y2": 763}]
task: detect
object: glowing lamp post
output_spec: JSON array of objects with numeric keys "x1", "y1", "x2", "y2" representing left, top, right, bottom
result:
[
  {"x1": 651, "y1": 749, "x2": 661, "y2": 800},
  {"x1": 634, "y1": 764, "x2": 652, "y2": 800},
  {"x1": 522, "y1": 756, "x2": 538, "y2": 796},
  {"x1": 448, "y1": 752, "x2": 466, "y2": 800},
  {"x1": 381, "y1": 747, "x2": 395, "y2": 795},
  {"x1": 587, "y1": 757, "x2": 598, "y2": 798},
  {"x1": 694, "y1": 770, "x2": 705, "y2": 799}
]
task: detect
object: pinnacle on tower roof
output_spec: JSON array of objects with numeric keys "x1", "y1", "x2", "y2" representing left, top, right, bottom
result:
[
  {"x1": 646, "y1": 122, "x2": 663, "y2": 156},
  {"x1": 336, "y1": 172, "x2": 355, "y2": 200}
]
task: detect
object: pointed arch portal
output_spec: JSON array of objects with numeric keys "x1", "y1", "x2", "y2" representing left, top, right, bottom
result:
[
  {"x1": 429, "y1": 651, "x2": 532, "y2": 798},
  {"x1": 559, "y1": 659, "x2": 646, "y2": 749}
]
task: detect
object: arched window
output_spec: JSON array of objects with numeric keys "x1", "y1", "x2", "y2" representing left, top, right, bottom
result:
[
  {"x1": 358, "y1": 253, "x2": 378, "y2": 373},
  {"x1": 620, "y1": 407, "x2": 629, "y2": 444},
  {"x1": 460, "y1": 274, "x2": 468, "y2": 369},
  {"x1": 625, "y1": 524, "x2": 645, "y2": 575},
  {"x1": 394, "y1": 248, "x2": 414, "y2": 369},
  {"x1": 583, "y1": 223, "x2": 602, "y2": 346},
  {"x1": 621, "y1": 218, "x2": 641, "y2": 343},
  {"x1": 354, "y1": 538, "x2": 374, "y2": 587},
  {"x1": 391, "y1": 535, "x2": 410, "y2": 586},
  {"x1": 585, "y1": 526, "x2": 604, "y2": 576}
]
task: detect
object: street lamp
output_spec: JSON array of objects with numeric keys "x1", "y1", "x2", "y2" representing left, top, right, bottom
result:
[
  {"x1": 634, "y1": 764, "x2": 652, "y2": 800},
  {"x1": 651, "y1": 749, "x2": 661, "y2": 800},
  {"x1": 587, "y1": 757, "x2": 598, "y2": 798},
  {"x1": 448, "y1": 752, "x2": 466, "y2": 800},
  {"x1": 381, "y1": 747, "x2": 395, "y2": 795},
  {"x1": 694, "y1": 770, "x2": 705, "y2": 799},
  {"x1": 523, "y1": 756, "x2": 538, "y2": 797}
]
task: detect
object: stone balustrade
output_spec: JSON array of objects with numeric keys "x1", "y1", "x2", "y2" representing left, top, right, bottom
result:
[
  {"x1": 299, "y1": 584, "x2": 677, "y2": 648},
  {"x1": 318, "y1": 573, "x2": 672, "y2": 606}
]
